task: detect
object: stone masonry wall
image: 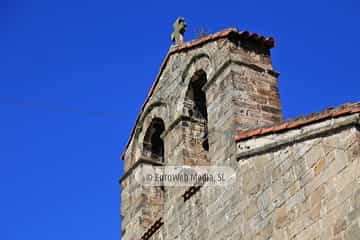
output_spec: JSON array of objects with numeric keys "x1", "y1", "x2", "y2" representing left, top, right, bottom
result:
[
  {"x1": 121, "y1": 34, "x2": 282, "y2": 240},
  {"x1": 120, "y1": 30, "x2": 360, "y2": 239},
  {"x1": 156, "y1": 114, "x2": 360, "y2": 239}
]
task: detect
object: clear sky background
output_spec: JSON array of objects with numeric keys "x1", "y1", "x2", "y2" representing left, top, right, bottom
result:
[{"x1": 0, "y1": 0, "x2": 359, "y2": 239}]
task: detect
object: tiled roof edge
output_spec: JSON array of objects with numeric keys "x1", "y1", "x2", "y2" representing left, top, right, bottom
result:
[{"x1": 235, "y1": 102, "x2": 360, "y2": 142}]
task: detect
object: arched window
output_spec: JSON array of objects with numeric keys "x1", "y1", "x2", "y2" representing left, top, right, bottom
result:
[
  {"x1": 143, "y1": 118, "x2": 165, "y2": 162},
  {"x1": 185, "y1": 70, "x2": 209, "y2": 153},
  {"x1": 186, "y1": 70, "x2": 208, "y2": 121}
]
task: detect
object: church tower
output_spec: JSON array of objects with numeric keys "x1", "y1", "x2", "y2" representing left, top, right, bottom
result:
[{"x1": 120, "y1": 22, "x2": 281, "y2": 239}]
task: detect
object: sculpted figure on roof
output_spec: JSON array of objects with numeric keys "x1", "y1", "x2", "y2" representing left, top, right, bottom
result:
[{"x1": 171, "y1": 17, "x2": 187, "y2": 44}]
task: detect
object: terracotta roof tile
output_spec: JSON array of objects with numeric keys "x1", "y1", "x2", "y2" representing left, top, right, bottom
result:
[
  {"x1": 259, "y1": 126, "x2": 275, "y2": 135},
  {"x1": 235, "y1": 102, "x2": 360, "y2": 142},
  {"x1": 273, "y1": 122, "x2": 289, "y2": 132},
  {"x1": 236, "y1": 132, "x2": 250, "y2": 140},
  {"x1": 286, "y1": 119, "x2": 303, "y2": 129},
  {"x1": 251, "y1": 129, "x2": 262, "y2": 136},
  {"x1": 332, "y1": 108, "x2": 351, "y2": 117},
  {"x1": 351, "y1": 107, "x2": 360, "y2": 113}
]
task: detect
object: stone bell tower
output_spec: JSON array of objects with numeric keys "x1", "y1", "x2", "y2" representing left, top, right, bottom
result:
[{"x1": 120, "y1": 19, "x2": 281, "y2": 239}]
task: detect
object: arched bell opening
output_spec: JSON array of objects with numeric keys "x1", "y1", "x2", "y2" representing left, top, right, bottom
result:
[{"x1": 143, "y1": 118, "x2": 165, "y2": 162}]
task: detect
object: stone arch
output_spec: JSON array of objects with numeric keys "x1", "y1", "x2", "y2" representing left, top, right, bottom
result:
[
  {"x1": 181, "y1": 69, "x2": 210, "y2": 165},
  {"x1": 131, "y1": 101, "x2": 170, "y2": 163},
  {"x1": 142, "y1": 118, "x2": 165, "y2": 161},
  {"x1": 184, "y1": 69, "x2": 208, "y2": 121},
  {"x1": 139, "y1": 101, "x2": 169, "y2": 125},
  {"x1": 181, "y1": 53, "x2": 212, "y2": 84},
  {"x1": 178, "y1": 54, "x2": 213, "y2": 112}
]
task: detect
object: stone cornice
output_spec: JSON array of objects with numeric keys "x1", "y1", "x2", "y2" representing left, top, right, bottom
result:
[
  {"x1": 119, "y1": 156, "x2": 164, "y2": 184},
  {"x1": 161, "y1": 114, "x2": 206, "y2": 139},
  {"x1": 236, "y1": 113, "x2": 360, "y2": 160}
]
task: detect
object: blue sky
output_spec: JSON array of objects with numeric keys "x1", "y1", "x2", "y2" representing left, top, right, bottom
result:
[{"x1": 0, "y1": 0, "x2": 359, "y2": 239}]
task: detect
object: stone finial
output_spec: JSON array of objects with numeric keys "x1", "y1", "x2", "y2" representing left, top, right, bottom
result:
[{"x1": 171, "y1": 17, "x2": 187, "y2": 44}]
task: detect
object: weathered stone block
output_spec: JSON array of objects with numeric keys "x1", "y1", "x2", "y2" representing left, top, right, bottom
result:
[{"x1": 345, "y1": 222, "x2": 360, "y2": 240}]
